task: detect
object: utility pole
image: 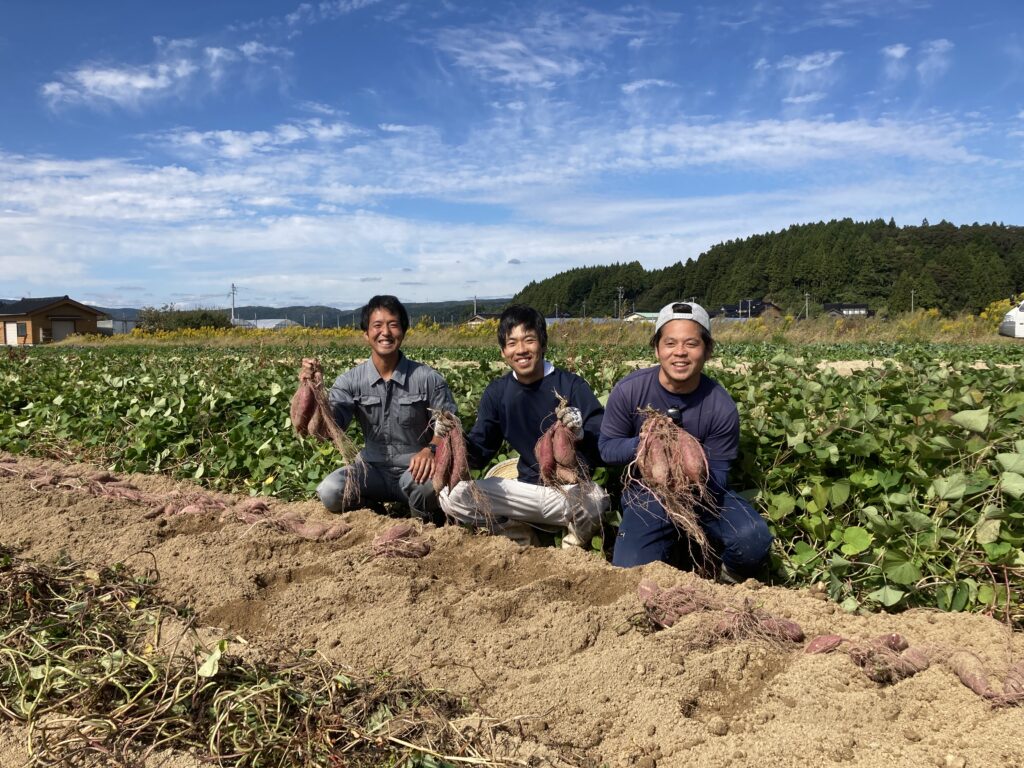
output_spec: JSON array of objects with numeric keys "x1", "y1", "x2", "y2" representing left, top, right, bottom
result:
[
  {"x1": 230, "y1": 283, "x2": 237, "y2": 324},
  {"x1": 617, "y1": 286, "x2": 625, "y2": 319},
  {"x1": 473, "y1": 295, "x2": 477, "y2": 315},
  {"x1": 804, "y1": 292, "x2": 809, "y2": 320},
  {"x1": 555, "y1": 303, "x2": 558, "y2": 319},
  {"x1": 582, "y1": 300, "x2": 586, "y2": 318},
  {"x1": 911, "y1": 289, "x2": 916, "y2": 313}
]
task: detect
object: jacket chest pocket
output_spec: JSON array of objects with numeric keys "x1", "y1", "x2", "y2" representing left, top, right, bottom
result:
[
  {"x1": 397, "y1": 394, "x2": 428, "y2": 429},
  {"x1": 356, "y1": 395, "x2": 383, "y2": 430}
]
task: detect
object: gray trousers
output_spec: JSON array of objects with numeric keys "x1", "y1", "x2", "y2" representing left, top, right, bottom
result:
[{"x1": 317, "y1": 459, "x2": 439, "y2": 520}]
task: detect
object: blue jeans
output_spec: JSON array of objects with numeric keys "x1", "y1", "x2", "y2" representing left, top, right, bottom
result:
[{"x1": 612, "y1": 486, "x2": 772, "y2": 576}]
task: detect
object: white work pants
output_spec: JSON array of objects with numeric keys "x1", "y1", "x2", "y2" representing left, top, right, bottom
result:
[{"x1": 439, "y1": 477, "x2": 609, "y2": 548}]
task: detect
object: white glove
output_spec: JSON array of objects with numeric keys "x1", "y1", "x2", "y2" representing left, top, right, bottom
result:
[
  {"x1": 432, "y1": 411, "x2": 462, "y2": 438},
  {"x1": 558, "y1": 406, "x2": 583, "y2": 435}
]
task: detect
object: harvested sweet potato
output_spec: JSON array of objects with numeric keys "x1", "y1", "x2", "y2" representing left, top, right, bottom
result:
[
  {"x1": 629, "y1": 408, "x2": 711, "y2": 557},
  {"x1": 431, "y1": 411, "x2": 469, "y2": 494},
  {"x1": 535, "y1": 392, "x2": 587, "y2": 487},
  {"x1": 290, "y1": 358, "x2": 359, "y2": 463},
  {"x1": 805, "y1": 634, "x2": 845, "y2": 654}
]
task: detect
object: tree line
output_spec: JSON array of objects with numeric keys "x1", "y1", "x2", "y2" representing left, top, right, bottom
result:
[{"x1": 512, "y1": 219, "x2": 1024, "y2": 317}]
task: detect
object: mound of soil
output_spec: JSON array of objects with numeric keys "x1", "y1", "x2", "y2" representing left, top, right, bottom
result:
[{"x1": 1, "y1": 453, "x2": 1023, "y2": 767}]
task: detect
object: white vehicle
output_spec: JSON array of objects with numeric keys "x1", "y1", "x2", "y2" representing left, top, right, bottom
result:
[{"x1": 999, "y1": 298, "x2": 1024, "y2": 339}]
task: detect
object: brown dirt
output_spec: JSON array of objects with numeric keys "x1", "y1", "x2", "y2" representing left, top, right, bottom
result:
[{"x1": 2, "y1": 453, "x2": 1023, "y2": 768}]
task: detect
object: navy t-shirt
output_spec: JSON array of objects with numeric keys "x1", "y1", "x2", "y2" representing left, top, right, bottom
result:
[
  {"x1": 465, "y1": 367, "x2": 603, "y2": 486},
  {"x1": 599, "y1": 366, "x2": 739, "y2": 501}
]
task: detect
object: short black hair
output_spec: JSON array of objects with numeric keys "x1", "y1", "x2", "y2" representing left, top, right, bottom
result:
[
  {"x1": 497, "y1": 305, "x2": 547, "y2": 350},
  {"x1": 650, "y1": 325, "x2": 714, "y2": 357},
  {"x1": 361, "y1": 295, "x2": 409, "y2": 332}
]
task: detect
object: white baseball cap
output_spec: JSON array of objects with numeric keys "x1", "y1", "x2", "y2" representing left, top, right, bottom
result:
[{"x1": 655, "y1": 301, "x2": 711, "y2": 336}]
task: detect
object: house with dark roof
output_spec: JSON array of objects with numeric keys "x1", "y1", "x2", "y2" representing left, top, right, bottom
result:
[
  {"x1": 714, "y1": 299, "x2": 783, "y2": 320},
  {"x1": 823, "y1": 302, "x2": 876, "y2": 318},
  {"x1": 1, "y1": 296, "x2": 106, "y2": 345}
]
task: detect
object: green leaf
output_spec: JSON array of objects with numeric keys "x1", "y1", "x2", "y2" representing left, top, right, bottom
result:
[
  {"x1": 790, "y1": 540, "x2": 819, "y2": 566},
  {"x1": 930, "y1": 473, "x2": 967, "y2": 501},
  {"x1": 840, "y1": 596, "x2": 860, "y2": 613},
  {"x1": 882, "y1": 554, "x2": 922, "y2": 585},
  {"x1": 951, "y1": 407, "x2": 989, "y2": 433},
  {"x1": 840, "y1": 526, "x2": 872, "y2": 556},
  {"x1": 768, "y1": 493, "x2": 796, "y2": 521},
  {"x1": 996, "y1": 453, "x2": 1024, "y2": 474},
  {"x1": 899, "y1": 509, "x2": 935, "y2": 532},
  {"x1": 829, "y1": 482, "x2": 851, "y2": 507},
  {"x1": 197, "y1": 641, "x2": 226, "y2": 678},
  {"x1": 867, "y1": 586, "x2": 905, "y2": 607},
  {"x1": 270, "y1": 382, "x2": 282, "y2": 396},
  {"x1": 1001, "y1": 472, "x2": 1024, "y2": 500},
  {"x1": 975, "y1": 519, "x2": 1001, "y2": 545}
]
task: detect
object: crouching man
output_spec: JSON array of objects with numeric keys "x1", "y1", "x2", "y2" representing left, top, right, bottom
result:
[
  {"x1": 316, "y1": 295, "x2": 456, "y2": 523},
  {"x1": 438, "y1": 305, "x2": 609, "y2": 548},
  {"x1": 598, "y1": 301, "x2": 772, "y2": 581}
]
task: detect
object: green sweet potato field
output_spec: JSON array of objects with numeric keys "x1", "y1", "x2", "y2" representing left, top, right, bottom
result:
[{"x1": 2, "y1": 342, "x2": 1023, "y2": 624}]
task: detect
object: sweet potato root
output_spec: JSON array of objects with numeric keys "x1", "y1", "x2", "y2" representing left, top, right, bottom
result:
[
  {"x1": 290, "y1": 358, "x2": 360, "y2": 463},
  {"x1": 535, "y1": 392, "x2": 588, "y2": 487},
  {"x1": 431, "y1": 411, "x2": 470, "y2": 494},
  {"x1": 628, "y1": 408, "x2": 712, "y2": 558}
]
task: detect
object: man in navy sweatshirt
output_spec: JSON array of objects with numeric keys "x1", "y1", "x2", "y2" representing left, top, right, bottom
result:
[
  {"x1": 598, "y1": 301, "x2": 772, "y2": 581},
  {"x1": 437, "y1": 305, "x2": 608, "y2": 548}
]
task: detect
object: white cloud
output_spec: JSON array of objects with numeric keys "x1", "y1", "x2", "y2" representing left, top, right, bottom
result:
[
  {"x1": 159, "y1": 119, "x2": 357, "y2": 158},
  {"x1": 285, "y1": 0, "x2": 382, "y2": 28},
  {"x1": 782, "y1": 93, "x2": 826, "y2": 105},
  {"x1": 882, "y1": 43, "x2": 910, "y2": 60},
  {"x1": 434, "y1": 8, "x2": 674, "y2": 88},
  {"x1": 772, "y1": 51, "x2": 843, "y2": 106},
  {"x1": 917, "y1": 38, "x2": 954, "y2": 83},
  {"x1": 778, "y1": 51, "x2": 843, "y2": 72},
  {"x1": 801, "y1": 0, "x2": 932, "y2": 29},
  {"x1": 238, "y1": 41, "x2": 293, "y2": 60},
  {"x1": 882, "y1": 43, "x2": 910, "y2": 81},
  {"x1": 42, "y1": 59, "x2": 198, "y2": 108},
  {"x1": 41, "y1": 36, "x2": 291, "y2": 111},
  {"x1": 621, "y1": 79, "x2": 675, "y2": 95}
]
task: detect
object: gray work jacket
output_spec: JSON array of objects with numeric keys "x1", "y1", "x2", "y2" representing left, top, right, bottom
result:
[{"x1": 328, "y1": 353, "x2": 456, "y2": 465}]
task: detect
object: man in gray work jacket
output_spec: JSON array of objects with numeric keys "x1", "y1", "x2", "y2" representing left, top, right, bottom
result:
[{"x1": 316, "y1": 295, "x2": 456, "y2": 523}]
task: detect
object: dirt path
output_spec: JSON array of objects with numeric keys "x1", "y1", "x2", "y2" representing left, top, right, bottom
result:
[{"x1": 1, "y1": 453, "x2": 1023, "y2": 768}]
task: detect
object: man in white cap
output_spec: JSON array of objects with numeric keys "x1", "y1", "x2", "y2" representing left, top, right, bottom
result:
[{"x1": 598, "y1": 301, "x2": 772, "y2": 581}]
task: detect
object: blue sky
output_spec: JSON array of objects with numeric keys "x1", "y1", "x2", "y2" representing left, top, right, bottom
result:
[{"x1": 1, "y1": 0, "x2": 1022, "y2": 309}]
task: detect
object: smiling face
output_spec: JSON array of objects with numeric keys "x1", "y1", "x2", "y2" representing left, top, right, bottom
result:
[
  {"x1": 364, "y1": 308, "x2": 405, "y2": 359},
  {"x1": 501, "y1": 323, "x2": 545, "y2": 384},
  {"x1": 655, "y1": 319, "x2": 709, "y2": 394}
]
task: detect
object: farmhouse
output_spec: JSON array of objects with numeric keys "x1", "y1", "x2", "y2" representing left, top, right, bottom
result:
[
  {"x1": 823, "y1": 302, "x2": 876, "y2": 318},
  {"x1": 466, "y1": 312, "x2": 501, "y2": 326},
  {"x1": 623, "y1": 311, "x2": 660, "y2": 323},
  {"x1": 1, "y1": 296, "x2": 106, "y2": 345},
  {"x1": 716, "y1": 299, "x2": 783, "y2": 320}
]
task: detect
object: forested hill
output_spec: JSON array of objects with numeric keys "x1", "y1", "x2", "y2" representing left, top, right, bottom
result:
[{"x1": 512, "y1": 219, "x2": 1024, "y2": 317}]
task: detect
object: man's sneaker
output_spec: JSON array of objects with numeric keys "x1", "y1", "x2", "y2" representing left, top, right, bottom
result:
[
  {"x1": 717, "y1": 563, "x2": 743, "y2": 585},
  {"x1": 561, "y1": 530, "x2": 584, "y2": 549}
]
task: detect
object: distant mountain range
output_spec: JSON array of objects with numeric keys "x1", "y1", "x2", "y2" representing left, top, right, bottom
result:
[{"x1": 86, "y1": 299, "x2": 512, "y2": 326}]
